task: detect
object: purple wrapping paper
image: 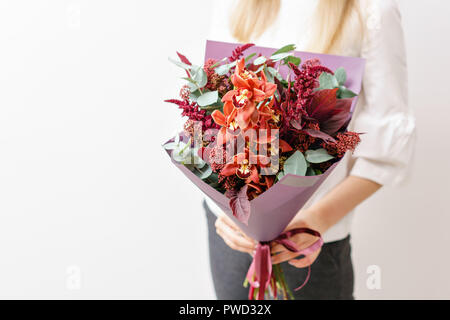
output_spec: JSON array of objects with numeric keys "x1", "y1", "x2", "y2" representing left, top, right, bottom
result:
[{"x1": 166, "y1": 41, "x2": 365, "y2": 242}]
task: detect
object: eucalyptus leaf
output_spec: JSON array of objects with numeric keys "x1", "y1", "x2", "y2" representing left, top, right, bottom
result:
[
  {"x1": 187, "y1": 81, "x2": 198, "y2": 92},
  {"x1": 197, "y1": 91, "x2": 219, "y2": 107},
  {"x1": 305, "y1": 148, "x2": 334, "y2": 164},
  {"x1": 195, "y1": 165, "x2": 212, "y2": 179},
  {"x1": 264, "y1": 69, "x2": 274, "y2": 83},
  {"x1": 163, "y1": 142, "x2": 177, "y2": 150},
  {"x1": 208, "y1": 172, "x2": 219, "y2": 184},
  {"x1": 192, "y1": 68, "x2": 207, "y2": 88},
  {"x1": 181, "y1": 77, "x2": 197, "y2": 84},
  {"x1": 283, "y1": 151, "x2": 307, "y2": 176},
  {"x1": 189, "y1": 88, "x2": 201, "y2": 100},
  {"x1": 267, "y1": 67, "x2": 283, "y2": 81},
  {"x1": 306, "y1": 167, "x2": 316, "y2": 176},
  {"x1": 215, "y1": 61, "x2": 236, "y2": 76},
  {"x1": 272, "y1": 44, "x2": 296, "y2": 56},
  {"x1": 338, "y1": 87, "x2": 357, "y2": 99},
  {"x1": 318, "y1": 72, "x2": 339, "y2": 90},
  {"x1": 172, "y1": 143, "x2": 190, "y2": 162},
  {"x1": 253, "y1": 56, "x2": 267, "y2": 65},
  {"x1": 254, "y1": 64, "x2": 265, "y2": 74},
  {"x1": 168, "y1": 57, "x2": 192, "y2": 70},
  {"x1": 270, "y1": 52, "x2": 292, "y2": 62},
  {"x1": 335, "y1": 67, "x2": 347, "y2": 86}
]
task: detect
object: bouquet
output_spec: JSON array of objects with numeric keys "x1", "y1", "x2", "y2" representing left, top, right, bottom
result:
[{"x1": 163, "y1": 41, "x2": 365, "y2": 300}]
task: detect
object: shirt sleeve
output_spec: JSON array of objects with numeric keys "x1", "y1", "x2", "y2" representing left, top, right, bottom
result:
[{"x1": 349, "y1": 0, "x2": 416, "y2": 186}]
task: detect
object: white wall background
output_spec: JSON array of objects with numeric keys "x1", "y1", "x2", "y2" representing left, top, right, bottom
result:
[{"x1": 0, "y1": 0, "x2": 448, "y2": 299}]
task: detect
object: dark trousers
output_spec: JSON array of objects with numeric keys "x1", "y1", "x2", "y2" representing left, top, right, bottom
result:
[{"x1": 204, "y1": 201, "x2": 354, "y2": 300}]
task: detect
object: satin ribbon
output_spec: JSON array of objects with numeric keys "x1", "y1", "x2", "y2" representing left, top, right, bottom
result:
[{"x1": 246, "y1": 228, "x2": 324, "y2": 300}]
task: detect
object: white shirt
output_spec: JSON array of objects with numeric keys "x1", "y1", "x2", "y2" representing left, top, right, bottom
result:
[{"x1": 206, "y1": 0, "x2": 416, "y2": 243}]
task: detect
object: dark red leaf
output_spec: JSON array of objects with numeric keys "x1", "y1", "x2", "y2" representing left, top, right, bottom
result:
[
  {"x1": 302, "y1": 129, "x2": 336, "y2": 143},
  {"x1": 320, "y1": 113, "x2": 352, "y2": 135},
  {"x1": 335, "y1": 98, "x2": 353, "y2": 113},
  {"x1": 320, "y1": 98, "x2": 353, "y2": 135},
  {"x1": 307, "y1": 88, "x2": 338, "y2": 121},
  {"x1": 225, "y1": 185, "x2": 251, "y2": 225},
  {"x1": 176, "y1": 51, "x2": 192, "y2": 78},
  {"x1": 176, "y1": 51, "x2": 192, "y2": 66}
]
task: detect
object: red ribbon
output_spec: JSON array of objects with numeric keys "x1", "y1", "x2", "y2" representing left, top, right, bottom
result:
[{"x1": 246, "y1": 228, "x2": 324, "y2": 300}]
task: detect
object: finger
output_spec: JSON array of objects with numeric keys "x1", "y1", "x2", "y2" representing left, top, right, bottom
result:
[
  {"x1": 215, "y1": 219, "x2": 255, "y2": 253},
  {"x1": 288, "y1": 250, "x2": 321, "y2": 268},
  {"x1": 271, "y1": 251, "x2": 300, "y2": 265},
  {"x1": 271, "y1": 235, "x2": 316, "y2": 254},
  {"x1": 218, "y1": 215, "x2": 256, "y2": 245},
  {"x1": 271, "y1": 243, "x2": 286, "y2": 254},
  {"x1": 219, "y1": 230, "x2": 254, "y2": 254},
  {"x1": 271, "y1": 236, "x2": 319, "y2": 264}
]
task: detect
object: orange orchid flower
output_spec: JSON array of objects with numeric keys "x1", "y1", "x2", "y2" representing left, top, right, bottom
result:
[
  {"x1": 218, "y1": 58, "x2": 278, "y2": 130},
  {"x1": 220, "y1": 148, "x2": 270, "y2": 184},
  {"x1": 211, "y1": 99, "x2": 239, "y2": 145}
]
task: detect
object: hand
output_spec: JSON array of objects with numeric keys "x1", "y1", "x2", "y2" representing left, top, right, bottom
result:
[
  {"x1": 271, "y1": 210, "x2": 326, "y2": 268},
  {"x1": 215, "y1": 213, "x2": 257, "y2": 255}
]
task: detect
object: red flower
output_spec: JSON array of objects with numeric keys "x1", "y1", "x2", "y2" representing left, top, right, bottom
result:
[
  {"x1": 221, "y1": 148, "x2": 270, "y2": 185},
  {"x1": 220, "y1": 58, "x2": 277, "y2": 130},
  {"x1": 211, "y1": 99, "x2": 238, "y2": 145}
]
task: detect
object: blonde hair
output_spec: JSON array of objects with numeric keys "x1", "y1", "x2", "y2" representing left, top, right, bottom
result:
[{"x1": 230, "y1": 0, "x2": 361, "y2": 54}]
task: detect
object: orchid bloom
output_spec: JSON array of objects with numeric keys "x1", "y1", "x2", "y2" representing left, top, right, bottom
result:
[
  {"x1": 219, "y1": 58, "x2": 278, "y2": 130},
  {"x1": 220, "y1": 148, "x2": 270, "y2": 184},
  {"x1": 211, "y1": 100, "x2": 239, "y2": 145}
]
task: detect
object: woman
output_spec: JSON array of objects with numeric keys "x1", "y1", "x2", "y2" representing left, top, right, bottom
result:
[{"x1": 205, "y1": 0, "x2": 416, "y2": 299}]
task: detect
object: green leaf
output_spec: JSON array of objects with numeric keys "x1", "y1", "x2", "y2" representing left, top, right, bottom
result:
[
  {"x1": 181, "y1": 76, "x2": 197, "y2": 84},
  {"x1": 335, "y1": 67, "x2": 347, "y2": 86},
  {"x1": 209, "y1": 57, "x2": 227, "y2": 69},
  {"x1": 172, "y1": 142, "x2": 190, "y2": 162},
  {"x1": 197, "y1": 91, "x2": 219, "y2": 107},
  {"x1": 270, "y1": 52, "x2": 292, "y2": 62},
  {"x1": 163, "y1": 142, "x2": 177, "y2": 150},
  {"x1": 338, "y1": 87, "x2": 357, "y2": 99},
  {"x1": 207, "y1": 172, "x2": 219, "y2": 184},
  {"x1": 283, "y1": 55, "x2": 301, "y2": 66},
  {"x1": 194, "y1": 165, "x2": 212, "y2": 179},
  {"x1": 277, "y1": 171, "x2": 285, "y2": 181},
  {"x1": 305, "y1": 148, "x2": 334, "y2": 164},
  {"x1": 192, "y1": 68, "x2": 207, "y2": 88},
  {"x1": 283, "y1": 151, "x2": 307, "y2": 176},
  {"x1": 254, "y1": 64, "x2": 265, "y2": 74},
  {"x1": 168, "y1": 57, "x2": 192, "y2": 70},
  {"x1": 244, "y1": 53, "x2": 257, "y2": 63},
  {"x1": 189, "y1": 89, "x2": 201, "y2": 102},
  {"x1": 264, "y1": 69, "x2": 274, "y2": 83},
  {"x1": 306, "y1": 167, "x2": 316, "y2": 176},
  {"x1": 267, "y1": 67, "x2": 283, "y2": 81},
  {"x1": 272, "y1": 44, "x2": 296, "y2": 56},
  {"x1": 318, "y1": 72, "x2": 339, "y2": 90},
  {"x1": 215, "y1": 61, "x2": 236, "y2": 76},
  {"x1": 253, "y1": 56, "x2": 267, "y2": 65}
]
